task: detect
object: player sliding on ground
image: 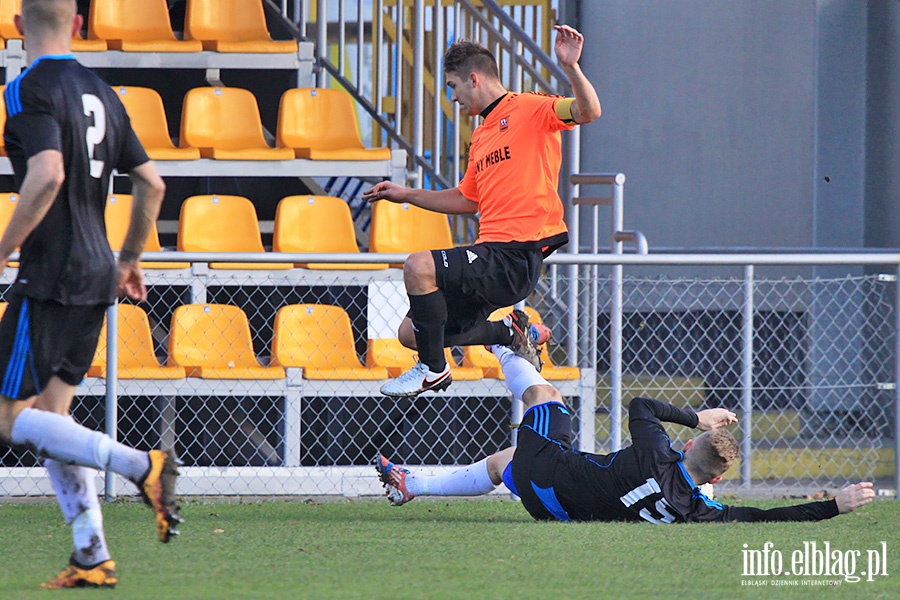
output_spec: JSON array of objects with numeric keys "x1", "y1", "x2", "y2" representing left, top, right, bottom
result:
[{"x1": 377, "y1": 346, "x2": 875, "y2": 522}]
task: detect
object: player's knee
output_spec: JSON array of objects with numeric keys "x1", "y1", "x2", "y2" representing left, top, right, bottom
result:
[
  {"x1": 522, "y1": 384, "x2": 563, "y2": 408},
  {"x1": 403, "y1": 252, "x2": 436, "y2": 290}
]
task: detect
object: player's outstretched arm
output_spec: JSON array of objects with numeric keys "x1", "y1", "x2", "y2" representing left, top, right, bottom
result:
[
  {"x1": 835, "y1": 482, "x2": 875, "y2": 514},
  {"x1": 553, "y1": 24, "x2": 601, "y2": 124},
  {"x1": 362, "y1": 181, "x2": 478, "y2": 215}
]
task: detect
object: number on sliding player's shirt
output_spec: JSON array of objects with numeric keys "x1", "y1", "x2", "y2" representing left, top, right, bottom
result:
[{"x1": 4, "y1": 55, "x2": 148, "y2": 305}]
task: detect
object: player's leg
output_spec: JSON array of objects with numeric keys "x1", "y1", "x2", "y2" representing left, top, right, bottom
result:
[
  {"x1": 380, "y1": 250, "x2": 453, "y2": 397},
  {"x1": 492, "y1": 345, "x2": 562, "y2": 410},
  {"x1": 0, "y1": 299, "x2": 182, "y2": 545},
  {"x1": 375, "y1": 447, "x2": 516, "y2": 506}
]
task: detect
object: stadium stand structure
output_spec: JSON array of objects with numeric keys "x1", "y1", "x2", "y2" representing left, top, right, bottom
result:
[{"x1": 0, "y1": 1, "x2": 598, "y2": 497}]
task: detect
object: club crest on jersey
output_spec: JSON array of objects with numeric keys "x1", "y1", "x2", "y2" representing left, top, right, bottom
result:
[{"x1": 499, "y1": 116, "x2": 509, "y2": 132}]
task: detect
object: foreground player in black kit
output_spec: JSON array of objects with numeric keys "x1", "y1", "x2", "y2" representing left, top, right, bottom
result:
[
  {"x1": 377, "y1": 345, "x2": 874, "y2": 522},
  {"x1": 0, "y1": 0, "x2": 179, "y2": 589}
]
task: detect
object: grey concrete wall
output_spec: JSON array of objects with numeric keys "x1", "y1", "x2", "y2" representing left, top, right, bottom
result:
[
  {"x1": 573, "y1": 0, "x2": 883, "y2": 252},
  {"x1": 865, "y1": 0, "x2": 900, "y2": 248}
]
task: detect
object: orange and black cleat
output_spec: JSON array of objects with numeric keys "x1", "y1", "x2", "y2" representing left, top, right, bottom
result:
[
  {"x1": 136, "y1": 449, "x2": 184, "y2": 543},
  {"x1": 41, "y1": 559, "x2": 118, "y2": 589}
]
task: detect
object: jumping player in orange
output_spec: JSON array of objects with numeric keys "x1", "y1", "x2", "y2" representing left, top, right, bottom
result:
[{"x1": 363, "y1": 25, "x2": 601, "y2": 398}]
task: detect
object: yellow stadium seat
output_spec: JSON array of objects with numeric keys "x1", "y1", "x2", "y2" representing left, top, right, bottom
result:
[
  {"x1": 369, "y1": 201, "x2": 453, "y2": 255},
  {"x1": 273, "y1": 195, "x2": 387, "y2": 270},
  {"x1": 0, "y1": 1, "x2": 102, "y2": 49},
  {"x1": 89, "y1": 305, "x2": 185, "y2": 379},
  {"x1": 276, "y1": 89, "x2": 391, "y2": 161},
  {"x1": 0, "y1": 0, "x2": 19, "y2": 43},
  {"x1": 184, "y1": 0, "x2": 298, "y2": 53},
  {"x1": 180, "y1": 87, "x2": 294, "y2": 160},
  {"x1": 366, "y1": 338, "x2": 482, "y2": 380},
  {"x1": 0, "y1": 192, "x2": 19, "y2": 267},
  {"x1": 114, "y1": 87, "x2": 200, "y2": 160},
  {"x1": 89, "y1": 0, "x2": 202, "y2": 52},
  {"x1": 272, "y1": 304, "x2": 389, "y2": 380},
  {"x1": 178, "y1": 194, "x2": 293, "y2": 270},
  {"x1": 105, "y1": 194, "x2": 189, "y2": 269},
  {"x1": 168, "y1": 304, "x2": 285, "y2": 379},
  {"x1": 523, "y1": 307, "x2": 579, "y2": 380},
  {"x1": 72, "y1": 34, "x2": 107, "y2": 52}
]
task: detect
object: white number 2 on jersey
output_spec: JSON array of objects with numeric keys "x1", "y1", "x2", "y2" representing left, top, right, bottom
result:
[{"x1": 81, "y1": 94, "x2": 106, "y2": 178}]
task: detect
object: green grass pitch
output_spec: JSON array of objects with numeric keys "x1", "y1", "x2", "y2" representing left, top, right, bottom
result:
[{"x1": 0, "y1": 497, "x2": 897, "y2": 599}]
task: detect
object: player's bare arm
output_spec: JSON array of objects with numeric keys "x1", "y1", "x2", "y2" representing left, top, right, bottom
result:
[
  {"x1": 0, "y1": 149, "x2": 64, "y2": 274},
  {"x1": 835, "y1": 482, "x2": 875, "y2": 514},
  {"x1": 362, "y1": 181, "x2": 478, "y2": 215},
  {"x1": 695, "y1": 408, "x2": 738, "y2": 431},
  {"x1": 553, "y1": 24, "x2": 601, "y2": 124},
  {"x1": 116, "y1": 161, "x2": 165, "y2": 302}
]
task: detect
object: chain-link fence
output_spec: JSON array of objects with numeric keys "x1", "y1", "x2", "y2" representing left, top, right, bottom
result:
[{"x1": 0, "y1": 253, "x2": 897, "y2": 498}]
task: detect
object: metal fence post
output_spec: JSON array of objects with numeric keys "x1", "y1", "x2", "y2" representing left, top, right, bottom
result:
[
  {"x1": 741, "y1": 265, "x2": 754, "y2": 488},
  {"x1": 104, "y1": 301, "x2": 119, "y2": 501},
  {"x1": 895, "y1": 263, "x2": 900, "y2": 498}
]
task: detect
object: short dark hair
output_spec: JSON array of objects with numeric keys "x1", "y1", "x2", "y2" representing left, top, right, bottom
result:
[
  {"x1": 22, "y1": 0, "x2": 76, "y2": 37},
  {"x1": 443, "y1": 39, "x2": 500, "y2": 80}
]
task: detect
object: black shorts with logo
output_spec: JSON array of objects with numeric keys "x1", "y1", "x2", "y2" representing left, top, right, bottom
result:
[
  {"x1": 429, "y1": 242, "x2": 543, "y2": 335},
  {"x1": 0, "y1": 295, "x2": 106, "y2": 399}
]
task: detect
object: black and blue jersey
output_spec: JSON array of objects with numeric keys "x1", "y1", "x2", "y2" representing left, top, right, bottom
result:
[
  {"x1": 3, "y1": 54, "x2": 148, "y2": 305},
  {"x1": 509, "y1": 397, "x2": 839, "y2": 523}
]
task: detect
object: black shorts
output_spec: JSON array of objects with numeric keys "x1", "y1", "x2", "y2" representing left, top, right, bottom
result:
[
  {"x1": 429, "y1": 242, "x2": 543, "y2": 335},
  {"x1": 0, "y1": 295, "x2": 106, "y2": 399},
  {"x1": 510, "y1": 401, "x2": 577, "y2": 521}
]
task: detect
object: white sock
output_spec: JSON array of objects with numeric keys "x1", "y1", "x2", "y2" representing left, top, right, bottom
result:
[
  {"x1": 71, "y1": 509, "x2": 111, "y2": 566},
  {"x1": 11, "y1": 408, "x2": 150, "y2": 481},
  {"x1": 492, "y1": 345, "x2": 550, "y2": 401},
  {"x1": 44, "y1": 459, "x2": 111, "y2": 566},
  {"x1": 405, "y1": 457, "x2": 496, "y2": 497}
]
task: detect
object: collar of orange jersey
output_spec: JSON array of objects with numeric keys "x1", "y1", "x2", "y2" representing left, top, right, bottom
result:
[{"x1": 480, "y1": 92, "x2": 510, "y2": 119}]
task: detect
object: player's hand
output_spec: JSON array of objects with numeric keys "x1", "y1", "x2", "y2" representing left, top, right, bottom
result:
[
  {"x1": 361, "y1": 181, "x2": 408, "y2": 204},
  {"x1": 696, "y1": 408, "x2": 738, "y2": 431},
  {"x1": 554, "y1": 25, "x2": 584, "y2": 68},
  {"x1": 835, "y1": 482, "x2": 875, "y2": 514},
  {"x1": 116, "y1": 260, "x2": 148, "y2": 302}
]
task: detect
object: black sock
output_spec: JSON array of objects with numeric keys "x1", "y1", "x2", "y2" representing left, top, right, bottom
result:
[
  {"x1": 408, "y1": 290, "x2": 447, "y2": 372},
  {"x1": 445, "y1": 320, "x2": 513, "y2": 347}
]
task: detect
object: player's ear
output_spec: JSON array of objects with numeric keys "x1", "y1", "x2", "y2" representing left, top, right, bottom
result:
[
  {"x1": 683, "y1": 438, "x2": 694, "y2": 453},
  {"x1": 13, "y1": 13, "x2": 23, "y2": 37},
  {"x1": 71, "y1": 14, "x2": 84, "y2": 39},
  {"x1": 708, "y1": 475, "x2": 723, "y2": 485}
]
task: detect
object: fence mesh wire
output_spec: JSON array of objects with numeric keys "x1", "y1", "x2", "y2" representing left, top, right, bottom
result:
[{"x1": 0, "y1": 265, "x2": 895, "y2": 497}]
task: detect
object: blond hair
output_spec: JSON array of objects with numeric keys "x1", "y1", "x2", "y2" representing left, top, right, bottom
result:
[{"x1": 686, "y1": 429, "x2": 739, "y2": 483}]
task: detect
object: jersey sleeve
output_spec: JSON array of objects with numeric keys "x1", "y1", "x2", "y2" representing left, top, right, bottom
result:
[
  {"x1": 457, "y1": 153, "x2": 479, "y2": 203},
  {"x1": 527, "y1": 93, "x2": 578, "y2": 133},
  {"x1": 4, "y1": 80, "x2": 62, "y2": 158},
  {"x1": 628, "y1": 397, "x2": 699, "y2": 450},
  {"x1": 688, "y1": 496, "x2": 840, "y2": 523},
  {"x1": 114, "y1": 124, "x2": 150, "y2": 174}
]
